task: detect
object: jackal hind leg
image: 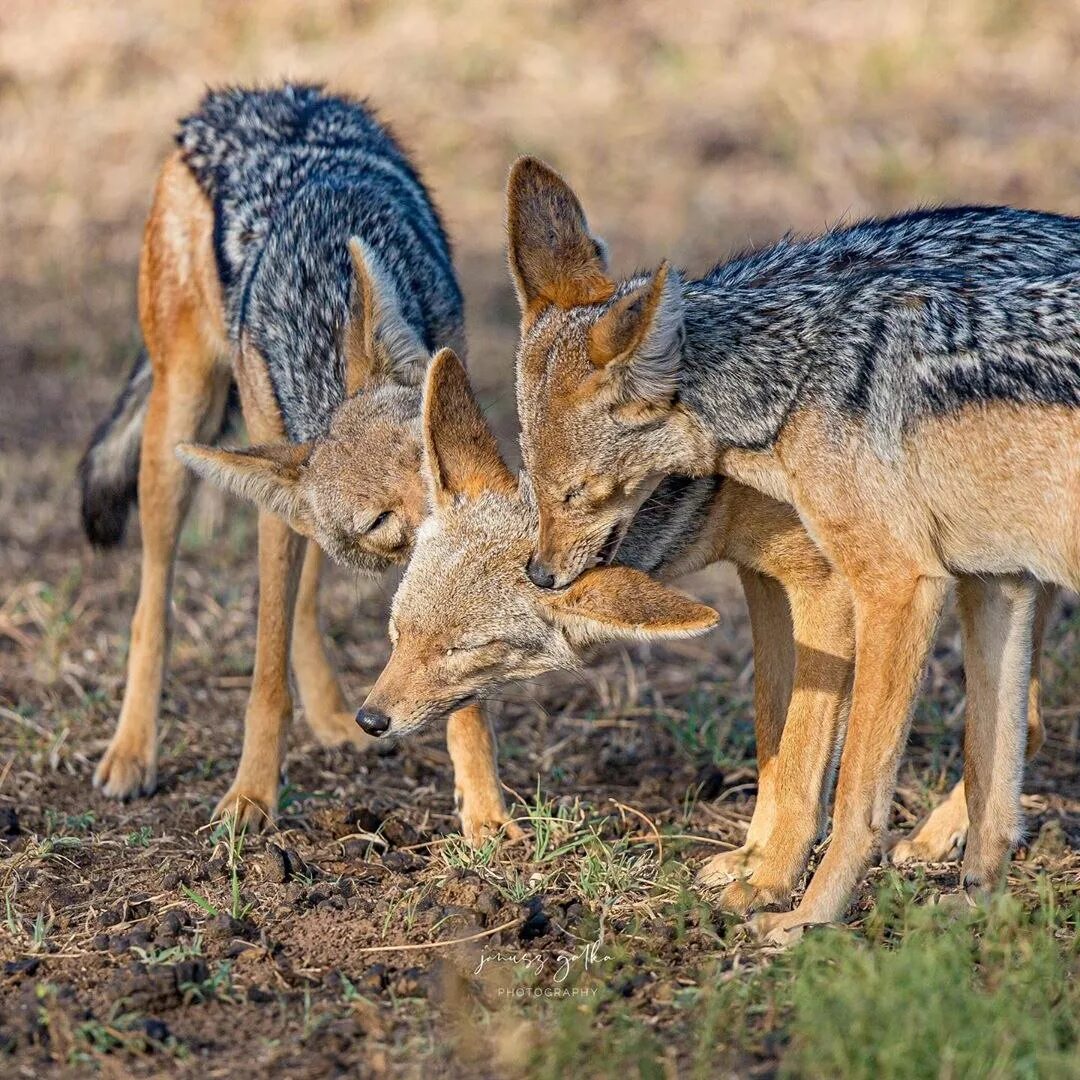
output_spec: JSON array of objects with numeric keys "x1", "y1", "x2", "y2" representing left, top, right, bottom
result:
[
  {"x1": 956, "y1": 575, "x2": 1043, "y2": 898},
  {"x1": 891, "y1": 581, "x2": 1053, "y2": 866},
  {"x1": 95, "y1": 153, "x2": 228, "y2": 800}
]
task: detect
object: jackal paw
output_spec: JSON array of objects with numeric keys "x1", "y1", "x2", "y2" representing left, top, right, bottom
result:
[
  {"x1": 713, "y1": 877, "x2": 792, "y2": 916},
  {"x1": 458, "y1": 798, "x2": 525, "y2": 848},
  {"x1": 94, "y1": 741, "x2": 157, "y2": 800},
  {"x1": 212, "y1": 785, "x2": 276, "y2": 832},
  {"x1": 890, "y1": 822, "x2": 967, "y2": 865},
  {"x1": 695, "y1": 846, "x2": 762, "y2": 889},
  {"x1": 306, "y1": 710, "x2": 377, "y2": 751},
  {"x1": 747, "y1": 910, "x2": 814, "y2": 948}
]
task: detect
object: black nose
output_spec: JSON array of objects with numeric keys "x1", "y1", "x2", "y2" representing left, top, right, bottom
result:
[
  {"x1": 355, "y1": 708, "x2": 391, "y2": 737},
  {"x1": 526, "y1": 554, "x2": 557, "y2": 590}
]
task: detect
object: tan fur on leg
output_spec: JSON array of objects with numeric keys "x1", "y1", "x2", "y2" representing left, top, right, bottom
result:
[
  {"x1": 753, "y1": 574, "x2": 948, "y2": 944},
  {"x1": 291, "y1": 541, "x2": 374, "y2": 749},
  {"x1": 719, "y1": 573, "x2": 854, "y2": 915},
  {"x1": 446, "y1": 704, "x2": 521, "y2": 845},
  {"x1": 213, "y1": 508, "x2": 305, "y2": 829},
  {"x1": 698, "y1": 569, "x2": 792, "y2": 889},
  {"x1": 956, "y1": 575, "x2": 1038, "y2": 896},
  {"x1": 95, "y1": 152, "x2": 229, "y2": 800},
  {"x1": 891, "y1": 581, "x2": 1054, "y2": 865}
]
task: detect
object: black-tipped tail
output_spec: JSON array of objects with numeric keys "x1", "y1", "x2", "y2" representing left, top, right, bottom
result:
[{"x1": 78, "y1": 349, "x2": 153, "y2": 547}]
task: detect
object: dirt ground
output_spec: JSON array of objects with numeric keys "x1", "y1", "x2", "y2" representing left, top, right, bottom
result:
[{"x1": 1, "y1": 2, "x2": 1079, "y2": 1076}]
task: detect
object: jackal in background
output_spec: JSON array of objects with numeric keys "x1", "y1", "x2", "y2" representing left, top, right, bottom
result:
[{"x1": 78, "y1": 85, "x2": 510, "y2": 839}]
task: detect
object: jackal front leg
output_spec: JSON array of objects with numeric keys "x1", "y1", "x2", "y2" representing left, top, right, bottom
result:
[
  {"x1": 213, "y1": 510, "x2": 304, "y2": 830},
  {"x1": 752, "y1": 574, "x2": 947, "y2": 945},
  {"x1": 291, "y1": 541, "x2": 375, "y2": 749},
  {"x1": 713, "y1": 573, "x2": 854, "y2": 916},
  {"x1": 697, "y1": 569, "x2": 792, "y2": 890},
  {"x1": 447, "y1": 704, "x2": 522, "y2": 845}
]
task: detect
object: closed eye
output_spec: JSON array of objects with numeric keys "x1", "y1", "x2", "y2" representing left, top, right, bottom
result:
[
  {"x1": 446, "y1": 639, "x2": 503, "y2": 657},
  {"x1": 365, "y1": 511, "x2": 392, "y2": 534},
  {"x1": 563, "y1": 486, "x2": 585, "y2": 505}
]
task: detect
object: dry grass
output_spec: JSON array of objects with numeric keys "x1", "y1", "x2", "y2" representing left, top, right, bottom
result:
[{"x1": 1, "y1": 1, "x2": 1079, "y2": 1076}]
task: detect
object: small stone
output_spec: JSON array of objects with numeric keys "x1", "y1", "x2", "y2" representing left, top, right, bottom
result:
[
  {"x1": 262, "y1": 844, "x2": 292, "y2": 884},
  {"x1": 205, "y1": 855, "x2": 228, "y2": 879},
  {"x1": 347, "y1": 806, "x2": 384, "y2": 834},
  {"x1": 694, "y1": 764, "x2": 727, "y2": 802},
  {"x1": 381, "y1": 851, "x2": 421, "y2": 873},
  {"x1": 0, "y1": 808, "x2": 20, "y2": 836},
  {"x1": 2, "y1": 958, "x2": 38, "y2": 977},
  {"x1": 475, "y1": 888, "x2": 500, "y2": 918},
  {"x1": 358, "y1": 964, "x2": 388, "y2": 993},
  {"x1": 142, "y1": 1017, "x2": 170, "y2": 1042},
  {"x1": 206, "y1": 913, "x2": 246, "y2": 940},
  {"x1": 161, "y1": 872, "x2": 181, "y2": 891},
  {"x1": 160, "y1": 910, "x2": 184, "y2": 936},
  {"x1": 519, "y1": 897, "x2": 549, "y2": 942}
]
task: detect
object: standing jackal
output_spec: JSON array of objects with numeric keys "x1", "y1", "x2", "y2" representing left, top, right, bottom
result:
[
  {"x1": 78, "y1": 85, "x2": 510, "y2": 838},
  {"x1": 505, "y1": 157, "x2": 1076, "y2": 938}
]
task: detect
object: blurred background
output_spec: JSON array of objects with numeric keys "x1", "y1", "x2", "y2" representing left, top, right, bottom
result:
[{"x1": 5, "y1": 0, "x2": 1080, "y2": 410}]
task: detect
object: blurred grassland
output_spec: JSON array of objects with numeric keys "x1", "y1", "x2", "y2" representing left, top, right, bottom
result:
[{"x1": 3, "y1": 0, "x2": 1080, "y2": 394}]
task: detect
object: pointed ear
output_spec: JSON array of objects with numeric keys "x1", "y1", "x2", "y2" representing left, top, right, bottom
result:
[
  {"x1": 422, "y1": 348, "x2": 515, "y2": 507},
  {"x1": 540, "y1": 566, "x2": 718, "y2": 647},
  {"x1": 506, "y1": 156, "x2": 615, "y2": 316},
  {"x1": 588, "y1": 262, "x2": 685, "y2": 414},
  {"x1": 343, "y1": 237, "x2": 428, "y2": 393},
  {"x1": 176, "y1": 442, "x2": 315, "y2": 534}
]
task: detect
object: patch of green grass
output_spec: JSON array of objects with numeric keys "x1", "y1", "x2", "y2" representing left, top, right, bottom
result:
[
  {"x1": 44, "y1": 809, "x2": 95, "y2": 835},
  {"x1": 180, "y1": 960, "x2": 237, "y2": 1005},
  {"x1": 780, "y1": 881, "x2": 1080, "y2": 1079},
  {"x1": 125, "y1": 826, "x2": 153, "y2": 847},
  {"x1": 180, "y1": 885, "x2": 219, "y2": 918},
  {"x1": 663, "y1": 687, "x2": 755, "y2": 769},
  {"x1": 131, "y1": 934, "x2": 204, "y2": 967},
  {"x1": 515, "y1": 874, "x2": 1080, "y2": 1080}
]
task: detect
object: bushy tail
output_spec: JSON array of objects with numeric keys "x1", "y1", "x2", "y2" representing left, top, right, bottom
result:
[{"x1": 78, "y1": 348, "x2": 153, "y2": 547}]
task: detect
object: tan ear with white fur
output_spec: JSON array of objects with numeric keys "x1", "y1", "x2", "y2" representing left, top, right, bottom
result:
[
  {"x1": 176, "y1": 442, "x2": 315, "y2": 535},
  {"x1": 588, "y1": 262, "x2": 685, "y2": 413},
  {"x1": 506, "y1": 156, "x2": 614, "y2": 316},
  {"x1": 421, "y1": 348, "x2": 515, "y2": 507},
  {"x1": 343, "y1": 237, "x2": 428, "y2": 393},
  {"x1": 540, "y1": 565, "x2": 718, "y2": 646}
]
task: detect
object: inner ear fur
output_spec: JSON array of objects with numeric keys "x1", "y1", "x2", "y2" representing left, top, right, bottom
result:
[
  {"x1": 541, "y1": 565, "x2": 718, "y2": 645},
  {"x1": 175, "y1": 441, "x2": 315, "y2": 534},
  {"x1": 344, "y1": 237, "x2": 428, "y2": 394},
  {"x1": 588, "y1": 262, "x2": 685, "y2": 409},
  {"x1": 506, "y1": 156, "x2": 615, "y2": 315},
  {"x1": 422, "y1": 348, "x2": 515, "y2": 506}
]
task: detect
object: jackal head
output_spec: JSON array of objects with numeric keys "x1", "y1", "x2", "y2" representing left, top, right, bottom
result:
[
  {"x1": 354, "y1": 349, "x2": 718, "y2": 741},
  {"x1": 178, "y1": 238, "x2": 433, "y2": 575},
  {"x1": 506, "y1": 157, "x2": 707, "y2": 590}
]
